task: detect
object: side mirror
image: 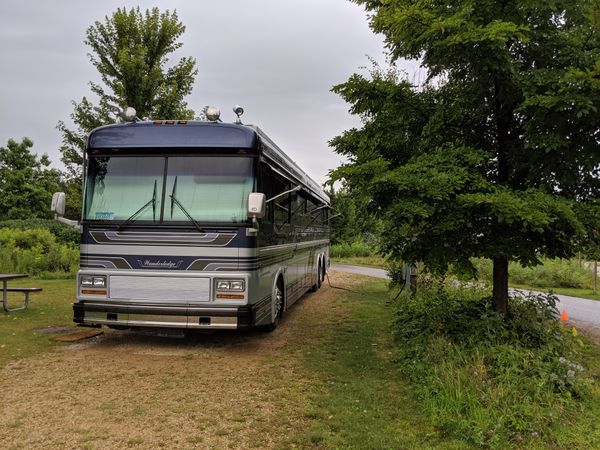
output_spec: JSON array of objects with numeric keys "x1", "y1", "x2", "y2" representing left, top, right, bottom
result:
[
  {"x1": 51, "y1": 192, "x2": 66, "y2": 217},
  {"x1": 50, "y1": 192, "x2": 80, "y2": 230},
  {"x1": 247, "y1": 192, "x2": 266, "y2": 219}
]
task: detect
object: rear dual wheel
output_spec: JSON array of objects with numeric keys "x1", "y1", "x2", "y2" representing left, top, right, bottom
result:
[
  {"x1": 263, "y1": 280, "x2": 284, "y2": 332},
  {"x1": 310, "y1": 260, "x2": 322, "y2": 292}
]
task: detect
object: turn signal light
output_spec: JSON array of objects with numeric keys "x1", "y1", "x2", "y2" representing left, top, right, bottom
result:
[
  {"x1": 215, "y1": 294, "x2": 244, "y2": 299},
  {"x1": 81, "y1": 289, "x2": 107, "y2": 295}
]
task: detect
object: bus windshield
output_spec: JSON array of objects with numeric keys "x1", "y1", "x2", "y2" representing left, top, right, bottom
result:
[{"x1": 84, "y1": 155, "x2": 254, "y2": 224}]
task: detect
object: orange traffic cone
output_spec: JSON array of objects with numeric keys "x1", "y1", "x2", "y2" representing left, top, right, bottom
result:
[{"x1": 561, "y1": 309, "x2": 568, "y2": 321}]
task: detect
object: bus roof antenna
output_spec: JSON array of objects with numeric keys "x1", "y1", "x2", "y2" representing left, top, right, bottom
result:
[{"x1": 233, "y1": 105, "x2": 244, "y2": 124}]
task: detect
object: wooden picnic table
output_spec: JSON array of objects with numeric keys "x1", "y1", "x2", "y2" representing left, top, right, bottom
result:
[{"x1": 1, "y1": 274, "x2": 39, "y2": 312}]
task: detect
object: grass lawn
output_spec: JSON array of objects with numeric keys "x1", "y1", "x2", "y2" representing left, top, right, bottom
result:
[
  {"x1": 331, "y1": 256, "x2": 387, "y2": 268},
  {"x1": 0, "y1": 279, "x2": 76, "y2": 368},
  {"x1": 2, "y1": 275, "x2": 600, "y2": 449},
  {"x1": 288, "y1": 278, "x2": 468, "y2": 449},
  {"x1": 331, "y1": 258, "x2": 600, "y2": 301},
  {"x1": 290, "y1": 277, "x2": 600, "y2": 449},
  {"x1": 511, "y1": 283, "x2": 600, "y2": 301}
]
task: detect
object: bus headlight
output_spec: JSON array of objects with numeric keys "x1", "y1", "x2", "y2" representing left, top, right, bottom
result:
[
  {"x1": 93, "y1": 276, "x2": 107, "y2": 288},
  {"x1": 80, "y1": 275, "x2": 106, "y2": 288},
  {"x1": 214, "y1": 278, "x2": 245, "y2": 300},
  {"x1": 230, "y1": 280, "x2": 244, "y2": 291},
  {"x1": 214, "y1": 279, "x2": 245, "y2": 292}
]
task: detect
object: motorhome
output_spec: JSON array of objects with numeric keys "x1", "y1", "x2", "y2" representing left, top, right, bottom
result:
[{"x1": 52, "y1": 106, "x2": 330, "y2": 332}]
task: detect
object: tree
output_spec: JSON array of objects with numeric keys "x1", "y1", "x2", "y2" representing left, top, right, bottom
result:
[
  {"x1": 0, "y1": 138, "x2": 61, "y2": 220},
  {"x1": 57, "y1": 7, "x2": 198, "y2": 182},
  {"x1": 577, "y1": 199, "x2": 600, "y2": 260},
  {"x1": 330, "y1": 0, "x2": 600, "y2": 316}
]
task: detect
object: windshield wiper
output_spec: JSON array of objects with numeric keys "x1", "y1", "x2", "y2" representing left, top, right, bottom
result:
[
  {"x1": 169, "y1": 176, "x2": 203, "y2": 232},
  {"x1": 116, "y1": 179, "x2": 157, "y2": 230}
]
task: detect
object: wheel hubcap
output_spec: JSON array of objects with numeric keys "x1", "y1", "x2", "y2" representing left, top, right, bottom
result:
[{"x1": 274, "y1": 286, "x2": 283, "y2": 319}]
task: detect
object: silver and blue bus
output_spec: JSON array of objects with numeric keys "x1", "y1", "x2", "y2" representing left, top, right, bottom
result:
[{"x1": 52, "y1": 107, "x2": 330, "y2": 332}]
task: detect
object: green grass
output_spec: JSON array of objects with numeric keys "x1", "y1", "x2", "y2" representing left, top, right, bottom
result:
[
  {"x1": 4, "y1": 275, "x2": 600, "y2": 449},
  {"x1": 287, "y1": 278, "x2": 600, "y2": 449},
  {"x1": 330, "y1": 240, "x2": 377, "y2": 259},
  {"x1": 0, "y1": 279, "x2": 76, "y2": 368},
  {"x1": 472, "y1": 257, "x2": 595, "y2": 290},
  {"x1": 288, "y1": 279, "x2": 468, "y2": 449},
  {"x1": 392, "y1": 285, "x2": 600, "y2": 449},
  {"x1": 331, "y1": 255, "x2": 387, "y2": 268},
  {"x1": 511, "y1": 284, "x2": 600, "y2": 301}
]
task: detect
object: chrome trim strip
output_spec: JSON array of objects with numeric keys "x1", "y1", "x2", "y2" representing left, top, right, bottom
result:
[
  {"x1": 258, "y1": 239, "x2": 330, "y2": 255},
  {"x1": 81, "y1": 244, "x2": 247, "y2": 257},
  {"x1": 90, "y1": 231, "x2": 236, "y2": 247}
]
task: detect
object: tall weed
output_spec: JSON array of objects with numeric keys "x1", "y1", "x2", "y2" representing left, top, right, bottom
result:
[
  {"x1": 0, "y1": 228, "x2": 78, "y2": 278},
  {"x1": 330, "y1": 240, "x2": 377, "y2": 258},
  {"x1": 473, "y1": 257, "x2": 592, "y2": 289},
  {"x1": 393, "y1": 285, "x2": 591, "y2": 448},
  {"x1": 0, "y1": 219, "x2": 79, "y2": 245}
]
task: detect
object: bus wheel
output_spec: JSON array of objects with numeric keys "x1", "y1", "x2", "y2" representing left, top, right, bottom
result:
[
  {"x1": 263, "y1": 280, "x2": 284, "y2": 332},
  {"x1": 310, "y1": 260, "x2": 321, "y2": 292}
]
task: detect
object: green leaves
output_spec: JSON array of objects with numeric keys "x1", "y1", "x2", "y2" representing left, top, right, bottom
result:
[
  {"x1": 84, "y1": 7, "x2": 195, "y2": 119},
  {"x1": 58, "y1": 7, "x2": 197, "y2": 182},
  {"x1": 332, "y1": 0, "x2": 599, "y2": 297},
  {"x1": 0, "y1": 138, "x2": 61, "y2": 220}
]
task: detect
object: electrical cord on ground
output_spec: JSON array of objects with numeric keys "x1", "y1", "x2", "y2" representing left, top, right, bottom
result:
[
  {"x1": 324, "y1": 271, "x2": 396, "y2": 296},
  {"x1": 392, "y1": 283, "x2": 405, "y2": 301},
  {"x1": 325, "y1": 271, "x2": 358, "y2": 292},
  {"x1": 323, "y1": 266, "x2": 410, "y2": 298}
]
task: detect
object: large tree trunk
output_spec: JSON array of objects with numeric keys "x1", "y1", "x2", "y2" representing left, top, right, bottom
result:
[{"x1": 492, "y1": 256, "x2": 509, "y2": 317}]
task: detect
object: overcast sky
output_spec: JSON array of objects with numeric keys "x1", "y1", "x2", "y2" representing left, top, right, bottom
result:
[{"x1": 0, "y1": 0, "x2": 416, "y2": 185}]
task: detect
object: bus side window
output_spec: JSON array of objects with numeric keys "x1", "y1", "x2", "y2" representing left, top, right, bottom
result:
[
  {"x1": 307, "y1": 198, "x2": 318, "y2": 225},
  {"x1": 258, "y1": 161, "x2": 289, "y2": 229},
  {"x1": 258, "y1": 162, "x2": 274, "y2": 224},
  {"x1": 291, "y1": 193, "x2": 307, "y2": 227},
  {"x1": 273, "y1": 179, "x2": 290, "y2": 228}
]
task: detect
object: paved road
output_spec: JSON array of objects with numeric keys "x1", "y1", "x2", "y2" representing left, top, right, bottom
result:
[
  {"x1": 331, "y1": 264, "x2": 389, "y2": 280},
  {"x1": 331, "y1": 263, "x2": 600, "y2": 331}
]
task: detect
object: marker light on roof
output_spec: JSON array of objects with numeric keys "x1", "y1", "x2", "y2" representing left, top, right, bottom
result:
[
  {"x1": 233, "y1": 105, "x2": 244, "y2": 124},
  {"x1": 205, "y1": 106, "x2": 220, "y2": 122},
  {"x1": 124, "y1": 107, "x2": 137, "y2": 122}
]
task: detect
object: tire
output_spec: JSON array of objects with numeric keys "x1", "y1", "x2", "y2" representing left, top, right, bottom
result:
[
  {"x1": 310, "y1": 260, "x2": 322, "y2": 292},
  {"x1": 263, "y1": 280, "x2": 284, "y2": 332}
]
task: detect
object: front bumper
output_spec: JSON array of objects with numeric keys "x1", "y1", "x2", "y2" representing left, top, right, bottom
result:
[{"x1": 74, "y1": 301, "x2": 253, "y2": 330}]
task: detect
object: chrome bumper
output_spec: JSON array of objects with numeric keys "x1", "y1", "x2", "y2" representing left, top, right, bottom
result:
[{"x1": 73, "y1": 301, "x2": 252, "y2": 330}]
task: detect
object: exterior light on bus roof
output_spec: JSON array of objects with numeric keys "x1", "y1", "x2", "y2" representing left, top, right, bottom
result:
[
  {"x1": 205, "y1": 106, "x2": 221, "y2": 122},
  {"x1": 233, "y1": 105, "x2": 244, "y2": 124},
  {"x1": 124, "y1": 107, "x2": 137, "y2": 122}
]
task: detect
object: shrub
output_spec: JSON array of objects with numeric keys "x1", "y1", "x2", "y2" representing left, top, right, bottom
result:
[
  {"x1": 330, "y1": 240, "x2": 376, "y2": 258},
  {"x1": 0, "y1": 227, "x2": 79, "y2": 278},
  {"x1": 393, "y1": 285, "x2": 591, "y2": 448},
  {"x1": 472, "y1": 257, "x2": 592, "y2": 289},
  {"x1": 0, "y1": 219, "x2": 80, "y2": 245}
]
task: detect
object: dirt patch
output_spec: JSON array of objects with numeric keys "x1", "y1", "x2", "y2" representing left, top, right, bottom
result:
[
  {"x1": 32, "y1": 326, "x2": 76, "y2": 335},
  {"x1": 0, "y1": 271, "x2": 363, "y2": 450},
  {"x1": 50, "y1": 329, "x2": 104, "y2": 342}
]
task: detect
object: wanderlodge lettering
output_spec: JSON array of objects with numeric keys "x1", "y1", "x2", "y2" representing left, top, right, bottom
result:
[{"x1": 137, "y1": 259, "x2": 184, "y2": 269}]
